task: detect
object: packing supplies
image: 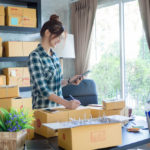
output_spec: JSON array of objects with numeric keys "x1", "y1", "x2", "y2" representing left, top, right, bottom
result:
[
  {"x1": 3, "y1": 67, "x2": 30, "y2": 87},
  {"x1": 0, "y1": 97, "x2": 32, "y2": 111},
  {"x1": 0, "y1": 6, "x2": 5, "y2": 26},
  {"x1": 88, "y1": 106, "x2": 122, "y2": 118},
  {"x1": 0, "y1": 75, "x2": 6, "y2": 86},
  {"x1": 43, "y1": 117, "x2": 122, "y2": 150},
  {"x1": 34, "y1": 107, "x2": 91, "y2": 138},
  {"x1": 103, "y1": 100, "x2": 125, "y2": 110},
  {"x1": 3, "y1": 41, "x2": 39, "y2": 57},
  {"x1": 6, "y1": 6, "x2": 37, "y2": 28},
  {"x1": 0, "y1": 85, "x2": 19, "y2": 98}
]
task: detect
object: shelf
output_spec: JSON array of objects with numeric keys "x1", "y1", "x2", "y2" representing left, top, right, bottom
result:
[
  {"x1": 0, "y1": 0, "x2": 41, "y2": 33},
  {"x1": 0, "y1": 57, "x2": 29, "y2": 62},
  {"x1": 19, "y1": 86, "x2": 31, "y2": 92},
  {"x1": 0, "y1": 26, "x2": 40, "y2": 34}
]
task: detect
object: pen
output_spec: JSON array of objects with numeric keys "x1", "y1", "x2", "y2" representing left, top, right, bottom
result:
[{"x1": 69, "y1": 94, "x2": 75, "y2": 100}]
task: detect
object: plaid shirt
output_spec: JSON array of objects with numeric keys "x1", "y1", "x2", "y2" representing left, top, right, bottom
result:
[{"x1": 28, "y1": 44, "x2": 63, "y2": 109}]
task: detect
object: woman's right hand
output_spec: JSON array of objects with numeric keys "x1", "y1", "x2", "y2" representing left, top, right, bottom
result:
[{"x1": 65, "y1": 99, "x2": 81, "y2": 109}]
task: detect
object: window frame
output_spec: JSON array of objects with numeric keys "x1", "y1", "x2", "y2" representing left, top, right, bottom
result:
[{"x1": 95, "y1": 0, "x2": 136, "y2": 100}]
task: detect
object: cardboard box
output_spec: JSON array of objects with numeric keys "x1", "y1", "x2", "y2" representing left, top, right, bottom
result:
[
  {"x1": 23, "y1": 8, "x2": 36, "y2": 18},
  {"x1": 0, "y1": 97, "x2": 32, "y2": 111},
  {"x1": 6, "y1": 6, "x2": 23, "y2": 16},
  {"x1": 34, "y1": 109, "x2": 68, "y2": 138},
  {"x1": 58, "y1": 123, "x2": 122, "y2": 150},
  {"x1": 23, "y1": 42, "x2": 39, "y2": 56},
  {"x1": 3, "y1": 67, "x2": 30, "y2": 87},
  {"x1": 0, "y1": 16, "x2": 4, "y2": 26},
  {"x1": 26, "y1": 121, "x2": 34, "y2": 140},
  {"x1": 22, "y1": 16, "x2": 37, "y2": 28},
  {"x1": 34, "y1": 107, "x2": 91, "y2": 138},
  {"x1": 0, "y1": 6, "x2": 5, "y2": 26},
  {"x1": 0, "y1": 46, "x2": 2, "y2": 57},
  {"x1": 0, "y1": 6, "x2": 4, "y2": 15},
  {"x1": 6, "y1": 15, "x2": 23, "y2": 27},
  {"x1": 89, "y1": 107, "x2": 122, "y2": 118},
  {"x1": 3, "y1": 41, "x2": 23, "y2": 57},
  {"x1": 26, "y1": 128, "x2": 34, "y2": 140},
  {"x1": 0, "y1": 85, "x2": 19, "y2": 98},
  {"x1": 103, "y1": 100, "x2": 125, "y2": 110},
  {"x1": 0, "y1": 75, "x2": 6, "y2": 86},
  {"x1": 3, "y1": 41, "x2": 39, "y2": 57}
]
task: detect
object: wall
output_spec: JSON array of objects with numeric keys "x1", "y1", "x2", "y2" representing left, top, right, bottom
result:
[{"x1": 0, "y1": 0, "x2": 75, "y2": 79}]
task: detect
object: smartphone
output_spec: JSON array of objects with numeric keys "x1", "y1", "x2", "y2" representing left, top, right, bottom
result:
[
  {"x1": 69, "y1": 70, "x2": 91, "y2": 84},
  {"x1": 81, "y1": 70, "x2": 91, "y2": 76}
]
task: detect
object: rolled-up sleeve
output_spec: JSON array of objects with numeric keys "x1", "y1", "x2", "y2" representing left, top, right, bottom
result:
[{"x1": 28, "y1": 52, "x2": 53, "y2": 98}]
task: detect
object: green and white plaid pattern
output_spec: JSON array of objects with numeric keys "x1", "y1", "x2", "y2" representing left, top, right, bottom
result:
[{"x1": 28, "y1": 44, "x2": 62, "y2": 109}]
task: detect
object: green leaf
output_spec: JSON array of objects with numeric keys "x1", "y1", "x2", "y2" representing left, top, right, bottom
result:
[
  {"x1": 0, "y1": 120, "x2": 6, "y2": 131},
  {"x1": 0, "y1": 108, "x2": 10, "y2": 120}
]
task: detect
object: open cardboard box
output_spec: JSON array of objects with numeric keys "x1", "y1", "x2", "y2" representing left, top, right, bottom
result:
[
  {"x1": 43, "y1": 116, "x2": 124, "y2": 150},
  {"x1": 34, "y1": 106, "x2": 91, "y2": 138}
]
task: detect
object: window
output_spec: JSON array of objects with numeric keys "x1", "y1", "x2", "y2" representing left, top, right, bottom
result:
[
  {"x1": 124, "y1": 1, "x2": 150, "y2": 116},
  {"x1": 89, "y1": 0, "x2": 149, "y2": 116}
]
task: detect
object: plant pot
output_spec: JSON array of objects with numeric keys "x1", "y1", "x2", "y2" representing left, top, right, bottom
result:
[{"x1": 0, "y1": 129, "x2": 27, "y2": 150}]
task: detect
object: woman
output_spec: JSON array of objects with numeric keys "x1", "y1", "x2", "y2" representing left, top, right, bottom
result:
[{"x1": 28, "y1": 14, "x2": 82, "y2": 110}]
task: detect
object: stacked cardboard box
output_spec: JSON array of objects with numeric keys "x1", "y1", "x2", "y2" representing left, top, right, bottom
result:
[
  {"x1": 23, "y1": 8, "x2": 37, "y2": 28},
  {"x1": 0, "y1": 87, "x2": 34, "y2": 140},
  {"x1": 103, "y1": 100, "x2": 125, "y2": 110},
  {"x1": 0, "y1": 75, "x2": 6, "y2": 86},
  {"x1": 0, "y1": 6, "x2": 5, "y2": 26},
  {"x1": 6, "y1": 6, "x2": 37, "y2": 28},
  {"x1": 3, "y1": 41, "x2": 39, "y2": 57},
  {"x1": 0, "y1": 37, "x2": 3, "y2": 57},
  {"x1": 90, "y1": 107, "x2": 122, "y2": 118},
  {"x1": 88, "y1": 100, "x2": 125, "y2": 118},
  {"x1": 34, "y1": 107, "x2": 91, "y2": 138},
  {"x1": 0, "y1": 85, "x2": 19, "y2": 98},
  {"x1": 3, "y1": 67, "x2": 30, "y2": 87}
]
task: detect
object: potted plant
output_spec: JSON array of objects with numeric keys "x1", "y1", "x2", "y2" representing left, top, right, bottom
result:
[{"x1": 0, "y1": 107, "x2": 34, "y2": 150}]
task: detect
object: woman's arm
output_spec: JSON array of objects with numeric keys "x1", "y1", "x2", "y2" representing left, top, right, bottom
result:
[
  {"x1": 48, "y1": 94, "x2": 80, "y2": 109},
  {"x1": 61, "y1": 79, "x2": 68, "y2": 87},
  {"x1": 61, "y1": 75, "x2": 84, "y2": 87}
]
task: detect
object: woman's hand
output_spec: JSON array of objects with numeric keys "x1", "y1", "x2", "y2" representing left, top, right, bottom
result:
[
  {"x1": 65, "y1": 99, "x2": 81, "y2": 109},
  {"x1": 69, "y1": 75, "x2": 84, "y2": 85}
]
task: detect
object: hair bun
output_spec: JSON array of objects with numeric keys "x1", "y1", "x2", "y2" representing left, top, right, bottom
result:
[{"x1": 50, "y1": 14, "x2": 59, "y2": 22}]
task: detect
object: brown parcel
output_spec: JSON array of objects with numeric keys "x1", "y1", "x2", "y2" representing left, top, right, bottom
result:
[
  {"x1": 3, "y1": 67, "x2": 30, "y2": 87},
  {"x1": 0, "y1": 75, "x2": 6, "y2": 86},
  {"x1": 0, "y1": 6, "x2": 5, "y2": 26},
  {"x1": 34, "y1": 107, "x2": 91, "y2": 138},
  {"x1": 3, "y1": 41, "x2": 39, "y2": 57},
  {"x1": 6, "y1": 15, "x2": 23, "y2": 27},
  {"x1": 103, "y1": 100, "x2": 125, "y2": 110},
  {"x1": 89, "y1": 107, "x2": 122, "y2": 118},
  {"x1": 0, "y1": 46, "x2": 2, "y2": 57},
  {"x1": 58, "y1": 123, "x2": 122, "y2": 150},
  {"x1": 0, "y1": 85, "x2": 19, "y2": 98},
  {"x1": 6, "y1": 6, "x2": 23, "y2": 16},
  {"x1": 0, "y1": 97, "x2": 32, "y2": 111},
  {"x1": 3, "y1": 42, "x2": 23, "y2": 57}
]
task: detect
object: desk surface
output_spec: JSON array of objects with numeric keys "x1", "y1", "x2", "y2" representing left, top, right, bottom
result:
[{"x1": 25, "y1": 117, "x2": 150, "y2": 150}]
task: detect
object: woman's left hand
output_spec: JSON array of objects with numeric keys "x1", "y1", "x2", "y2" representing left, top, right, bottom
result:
[{"x1": 69, "y1": 75, "x2": 84, "y2": 85}]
